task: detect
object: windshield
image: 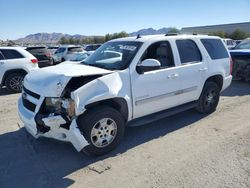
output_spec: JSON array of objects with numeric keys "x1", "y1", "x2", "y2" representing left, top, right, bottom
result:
[
  {"x1": 82, "y1": 41, "x2": 142, "y2": 70},
  {"x1": 234, "y1": 40, "x2": 250, "y2": 49}
]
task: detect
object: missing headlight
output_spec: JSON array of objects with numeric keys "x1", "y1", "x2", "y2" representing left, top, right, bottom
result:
[
  {"x1": 44, "y1": 97, "x2": 75, "y2": 118},
  {"x1": 45, "y1": 98, "x2": 62, "y2": 113}
]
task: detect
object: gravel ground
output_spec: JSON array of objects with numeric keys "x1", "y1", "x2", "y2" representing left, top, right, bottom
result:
[{"x1": 0, "y1": 81, "x2": 249, "y2": 188}]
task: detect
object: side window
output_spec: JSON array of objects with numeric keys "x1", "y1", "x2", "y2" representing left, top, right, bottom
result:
[
  {"x1": 56, "y1": 48, "x2": 65, "y2": 53},
  {"x1": 176, "y1": 39, "x2": 202, "y2": 64},
  {"x1": 201, "y1": 39, "x2": 229, "y2": 60},
  {"x1": 0, "y1": 49, "x2": 24, "y2": 60},
  {"x1": 141, "y1": 41, "x2": 175, "y2": 68},
  {"x1": 0, "y1": 51, "x2": 4, "y2": 60}
]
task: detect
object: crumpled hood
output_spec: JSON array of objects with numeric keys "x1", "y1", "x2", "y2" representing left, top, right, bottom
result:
[{"x1": 24, "y1": 63, "x2": 112, "y2": 97}]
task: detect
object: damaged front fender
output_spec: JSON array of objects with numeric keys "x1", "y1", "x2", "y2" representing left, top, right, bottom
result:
[{"x1": 71, "y1": 71, "x2": 132, "y2": 118}]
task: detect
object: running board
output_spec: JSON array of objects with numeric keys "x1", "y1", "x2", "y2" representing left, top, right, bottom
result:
[{"x1": 127, "y1": 101, "x2": 197, "y2": 127}]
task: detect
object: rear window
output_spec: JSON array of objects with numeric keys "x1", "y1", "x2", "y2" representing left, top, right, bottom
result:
[
  {"x1": 0, "y1": 49, "x2": 24, "y2": 59},
  {"x1": 201, "y1": 39, "x2": 229, "y2": 60},
  {"x1": 176, "y1": 39, "x2": 202, "y2": 64},
  {"x1": 68, "y1": 47, "x2": 83, "y2": 52},
  {"x1": 26, "y1": 47, "x2": 47, "y2": 54}
]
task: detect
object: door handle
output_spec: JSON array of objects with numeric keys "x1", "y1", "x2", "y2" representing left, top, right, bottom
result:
[
  {"x1": 167, "y1": 73, "x2": 179, "y2": 79},
  {"x1": 199, "y1": 67, "x2": 208, "y2": 72}
]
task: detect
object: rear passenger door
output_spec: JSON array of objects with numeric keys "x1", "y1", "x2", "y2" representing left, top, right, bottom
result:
[{"x1": 175, "y1": 39, "x2": 207, "y2": 104}]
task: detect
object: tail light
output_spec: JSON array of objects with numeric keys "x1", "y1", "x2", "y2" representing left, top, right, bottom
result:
[
  {"x1": 45, "y1": 53, "x2": 52, "y2": 57},
  {"x1": 31, "y1": 59, "x2": 38, "y2": 63},
  {"x1": 230, "y1": 58, "x2": 233, "y2": 75}
]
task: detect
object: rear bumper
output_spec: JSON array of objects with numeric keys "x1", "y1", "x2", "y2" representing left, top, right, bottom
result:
[
  {"x1": 222, "y1": 75, "x2": 233, "y2": 91},
  {"x1": 18, "y1": 98, "x2": 89, "y2": 151}
]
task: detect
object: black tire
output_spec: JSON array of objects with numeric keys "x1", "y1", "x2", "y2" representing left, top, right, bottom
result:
[
  {"x1": 77, "y1": 106, "x2": 125, "y2": 156},
  {"x1": 196, "y1": 82, "x2": 220, "y2": 114},
  {"x1": 5, "y1": 73, "x2": 25, "y2": 93},
  {"x1": 61, "y1": 58, "x2": 65, "y2": 62}
]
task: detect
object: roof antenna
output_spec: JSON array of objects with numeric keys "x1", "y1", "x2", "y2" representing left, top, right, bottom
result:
[{"x1": 136, "y1": 34, "x2": 142, "y2": 39}]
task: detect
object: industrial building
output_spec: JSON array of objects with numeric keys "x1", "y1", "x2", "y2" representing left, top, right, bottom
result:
[{"x1": 181, "y1": 22, "x2": 250, "y2": 34}]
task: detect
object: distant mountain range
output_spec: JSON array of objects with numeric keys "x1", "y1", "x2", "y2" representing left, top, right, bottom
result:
[
  {"x1": 14, "y1": 27, "x2": 176, "y2": 44},
  {"x1": 129, "y1": 27, "x2": 173, "y2": 36},
  {"x1": 15, "y1": 33, "x2": 87, "y2": 44}
]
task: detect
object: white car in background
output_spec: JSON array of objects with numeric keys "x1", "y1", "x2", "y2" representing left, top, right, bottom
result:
[
  {"x1": 0, "y1": 47, "x2": 38, "y2": 92},
  {"x1": 223, "y1": 38, "x2": 236, "y2": 49},
  {"x1": 84, "y1": 44, "x2": 102, "y2": 55},
  {"x1": 53, "y1": 45, "x2": 86, "y2": 63}
]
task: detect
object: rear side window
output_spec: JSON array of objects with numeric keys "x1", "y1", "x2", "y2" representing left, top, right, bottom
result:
[
  {"x1": 201, "y1": 39, "x2": 229, "y2": 60},
  {"x1": 176, "y1": 39, "x2": 202, "y2": 64},
  {"x1": 0, "y1": 49, "x2": 24, "y2": 60},
  {"x1": 56, "y1": 48, "x2": 66, "y2": 53}
]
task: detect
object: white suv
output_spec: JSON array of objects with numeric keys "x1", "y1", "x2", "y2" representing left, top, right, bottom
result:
[
  {"x1": 0, "y1": 47, "x2": 39, "y2": 92},
  {"x1": 53, "y1": 46, "x2": 85, "y2": 63},
  {"x1": 18, "y1": 35, "x2": 232, "y2": 156}
]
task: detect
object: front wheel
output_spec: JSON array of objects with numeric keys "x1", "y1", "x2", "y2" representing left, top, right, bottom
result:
[
  {"x1": 196, "y1": 82, "x2": 220, "y2": 114},
  {"x1": 77, "y1": 106, "x2": 125, "y2": 156}
]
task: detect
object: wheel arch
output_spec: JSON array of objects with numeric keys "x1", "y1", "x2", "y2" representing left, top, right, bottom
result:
[
  {"x1": 1, "y1": 69, "x2": 28, "y2": 86},
  {"x1": 85, "y1": 98, "x2": 129, "y2": 122},
  {"x1": 204, "y1": 74, "x2": 223, "y2": 91}
]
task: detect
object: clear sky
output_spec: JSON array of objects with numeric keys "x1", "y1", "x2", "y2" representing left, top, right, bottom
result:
[{"x1": 0, "y1": 0, "x2": 249, "y2": 40}]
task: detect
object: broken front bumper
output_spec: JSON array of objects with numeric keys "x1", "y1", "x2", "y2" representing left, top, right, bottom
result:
[{"x1": 18, "y1": 98, "x2": 89, "y2": 151}]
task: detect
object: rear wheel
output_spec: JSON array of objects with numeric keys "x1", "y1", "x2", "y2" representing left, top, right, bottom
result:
[
  {"x1": 78, "y1": 106, "x2": 125, "y2": 156},
  {"x1": 196, "y1": 82, "x2": 220, "y2": 114},
  {"x1": 5, "y1": 73, "x2": 25, "y2": 93}
]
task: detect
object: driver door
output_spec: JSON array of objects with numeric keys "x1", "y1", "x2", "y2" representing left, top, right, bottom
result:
[{"x1": 131, "y1": 41, "x2": 181, "y2": 119}]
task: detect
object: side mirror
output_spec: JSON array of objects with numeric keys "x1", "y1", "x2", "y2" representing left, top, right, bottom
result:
[{"x1": 136, "y1": 59, "x2": 161, "y2": 74}]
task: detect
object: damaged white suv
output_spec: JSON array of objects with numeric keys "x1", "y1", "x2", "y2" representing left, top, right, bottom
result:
[{"x1": 18, "y1": 34, "x2": 232, "y2": 156}]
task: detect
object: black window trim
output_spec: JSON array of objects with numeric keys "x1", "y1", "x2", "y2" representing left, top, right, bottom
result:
[
  {"x1": 175, "y1": 39, "x2": 203, "y2": 65},
  {"x1": 0, "y1": 51, "x2": 5, "y2": 60}
]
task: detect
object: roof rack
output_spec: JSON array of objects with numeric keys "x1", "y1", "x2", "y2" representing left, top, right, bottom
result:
[{"x1": 165, "y1": 33, "x2": 179, "y2": 36}]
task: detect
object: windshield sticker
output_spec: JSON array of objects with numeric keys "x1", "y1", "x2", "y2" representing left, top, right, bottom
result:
[{"x1": 118, "y1": 45, "x2": 137, "y2": 51}]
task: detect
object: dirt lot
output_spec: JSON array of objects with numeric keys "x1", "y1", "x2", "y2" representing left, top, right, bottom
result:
[{"x1": 0, "y1": 81, "x2": 249, "y2": 188}]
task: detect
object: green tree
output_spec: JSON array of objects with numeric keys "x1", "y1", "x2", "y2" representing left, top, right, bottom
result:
[
  {"x1": 209, "y1": 31, "x2": 227, "y2": 38},
  {"x1": 167, "y1": 27, "x2": 180, "y2": 34},
  {"x1": 59, "y1": 36, "x2": 68, "y2": 44},
  {"x1": 68, "y1": 37, "x2": 75, "y2": 44},
  {"x1": 105, "y1": 33, "x2": 112, "y2": 41},
  {"x1": 229, "y1": 29, "x2": 248, "y2": 40}
]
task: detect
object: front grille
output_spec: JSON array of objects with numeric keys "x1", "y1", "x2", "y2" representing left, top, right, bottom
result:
[
  {"x1": 22, "y1": 97, "x2": 36, "y2": 112},
  {"x1": 23, "y1": 87, "x2": 40, "y2": 99}
]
